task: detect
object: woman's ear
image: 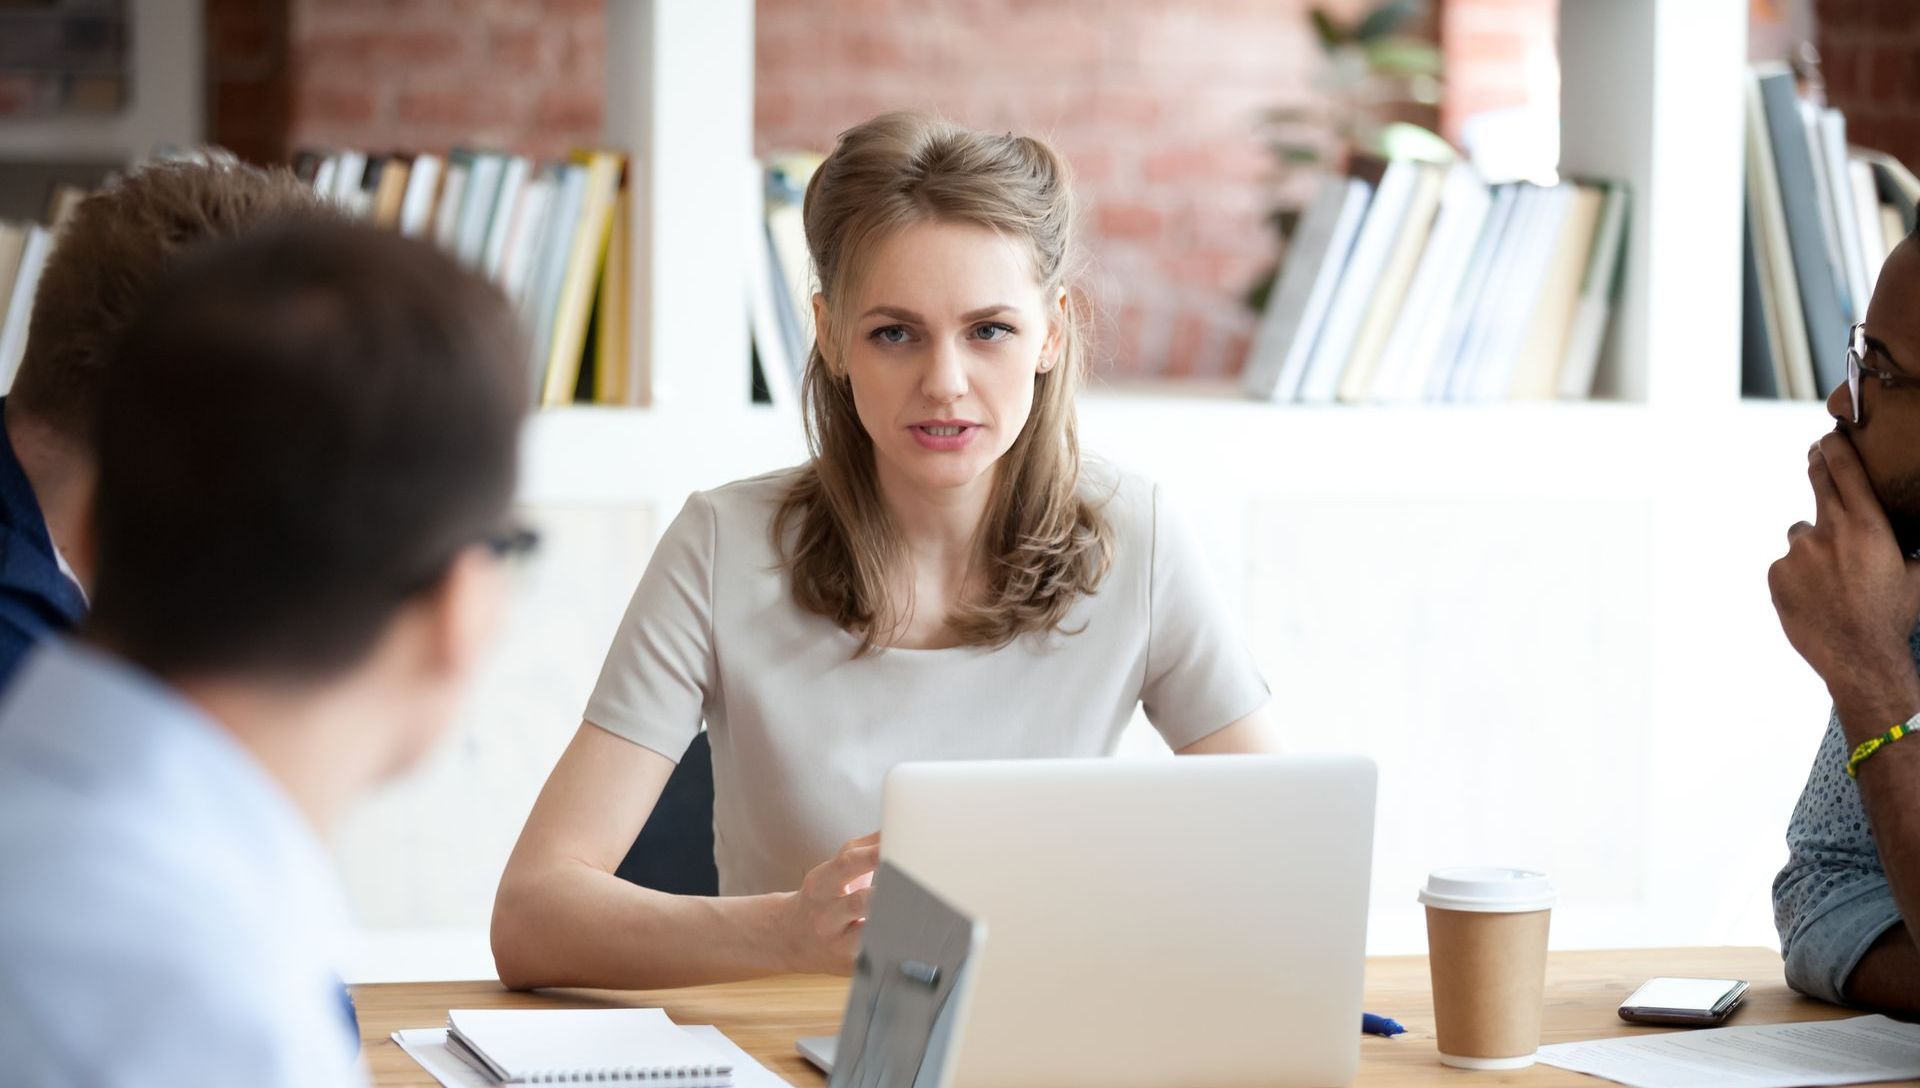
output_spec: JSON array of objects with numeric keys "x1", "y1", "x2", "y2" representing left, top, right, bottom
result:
[
  {"x1": 1040, "y1": 286, "x2": 1069, "y2": 372},
  {"x1": 811, "y1": 293, "x2": 837, "y2": 374}
]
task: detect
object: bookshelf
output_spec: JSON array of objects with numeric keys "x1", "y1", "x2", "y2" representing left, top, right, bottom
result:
[
  {"x1": 0, "y1": 0, "x2": 202, "y2": 161},
  {"x1": 553, "y1": 0, "x2": 1766, "y2": 512}
]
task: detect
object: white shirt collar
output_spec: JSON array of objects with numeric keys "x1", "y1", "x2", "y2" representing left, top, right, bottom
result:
[{"x1": 50, "y1": 539, "x2": 84, "y2": 604}]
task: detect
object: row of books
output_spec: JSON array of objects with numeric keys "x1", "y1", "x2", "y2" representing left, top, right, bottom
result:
[
  {"x1": 0, "y1": 223, "x2": 54, "y2": 390},
  {"x1": 1242, "y1": 158, "x2": 1629, "y2": 404},
  {"x1": 748, "y1": 153, "x2": 821, "y2": 408},
  {"x1": 1742, "y1": 65, "x2": 1920, "y2": 400},
  {"x1": 291, "y1": 147, "x2": 638, "y2": 408},
  {"x1": 0, "y1": 186, "x2": 90, "y2": 390}
]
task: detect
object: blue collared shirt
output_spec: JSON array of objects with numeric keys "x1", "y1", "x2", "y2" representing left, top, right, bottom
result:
[
  {"x1": 1773, "y1": 626, "x2": 1920, "y2": 1005},
  {"x1": 0, "y1": 397, "x2": 87, "y2": 690},
  {"x1": 0, "y1": 638, "x2": 365, "y2": 1087}
]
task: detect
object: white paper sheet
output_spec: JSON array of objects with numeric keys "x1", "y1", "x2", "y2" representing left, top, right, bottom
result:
[
  {"x1": 392, "y1": 1029, "x2": 489, "y2": 1088},
  {"x1": 1539, "y1": 1014, "x2": 1920, "y2": 1088},
  {"x1": 392, "y1": 1025, "x2": 793, "y2": 1088},
  {"x1": 681, "y1": 1026, "x2": 796, "y2": 1088}
]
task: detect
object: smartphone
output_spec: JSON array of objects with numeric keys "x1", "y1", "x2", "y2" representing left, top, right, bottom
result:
[{"x1": 1618, "y1": 977, "x2": 1749, "y2": 1026}]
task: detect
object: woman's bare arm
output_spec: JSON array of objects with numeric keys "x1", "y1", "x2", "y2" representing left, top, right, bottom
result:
[{"x1": 490, "y1": 723, "x2": 871, "y2": 989}]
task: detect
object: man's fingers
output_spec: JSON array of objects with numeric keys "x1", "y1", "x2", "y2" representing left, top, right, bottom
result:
[
  {"x1": 1787, "y1": 521, "x2": 1814, "y2": 544},
  {"x1": 1818, "y1": 432, "x2": 1882, "y2": 514},
  {"x1": 1809, "y1": 446, "x2": 1842, "y2": 522}
]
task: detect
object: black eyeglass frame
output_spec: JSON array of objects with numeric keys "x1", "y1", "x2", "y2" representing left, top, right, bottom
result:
[
  {"x1": 1847, "y1": 322, "x2": 1920, "y2": 426},
  {"x1": 395, "y1": 522, "x2": 540, "y2": 599},
  {"x1": 484, "y1": 524, "x2": 541, "y2": 561}
]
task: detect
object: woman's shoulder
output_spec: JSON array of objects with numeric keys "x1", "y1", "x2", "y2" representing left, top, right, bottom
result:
[
  {"x1": 653, "y1": 466, "x2": 809, "y2": 573},
  {"x1": 693, "y1": 465, "x2": 811, "y2": 524}
]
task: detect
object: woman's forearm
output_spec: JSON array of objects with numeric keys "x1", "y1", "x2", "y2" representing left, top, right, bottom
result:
[{"x1": 491, "y1": 857, "x2": 794, "y2": 990}]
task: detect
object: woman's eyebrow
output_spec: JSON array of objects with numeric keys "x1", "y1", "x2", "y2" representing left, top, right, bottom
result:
[{"x1": 856, "y1": 304, "x2": 1016, "y2": 323}]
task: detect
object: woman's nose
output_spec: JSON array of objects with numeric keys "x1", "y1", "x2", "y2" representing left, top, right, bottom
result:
[{"x1": 921, "y1": 341, "x2": 968, "y2": 403}]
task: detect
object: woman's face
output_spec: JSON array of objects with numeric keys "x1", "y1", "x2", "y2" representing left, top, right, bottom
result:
[{"x1": 824, "y1": 219, "x2": 1063, "y2": 501}]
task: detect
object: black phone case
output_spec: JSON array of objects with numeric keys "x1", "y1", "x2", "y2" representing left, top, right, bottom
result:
[{"x1": 1617, "y1": 1006, "x2": 1738, "y2": 1027}]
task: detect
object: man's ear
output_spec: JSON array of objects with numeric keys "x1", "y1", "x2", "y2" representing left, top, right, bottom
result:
[
  {"x1": 417, "y1": 546, "x2": 507, "y2": 677},
  {"x1": 69, "y1": 462, "x2": 99, "y2": 596}
]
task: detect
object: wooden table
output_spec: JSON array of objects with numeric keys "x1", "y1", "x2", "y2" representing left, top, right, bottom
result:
[{"x1": 355, "y1": 946, "x2": 1911, "y2": 1086}]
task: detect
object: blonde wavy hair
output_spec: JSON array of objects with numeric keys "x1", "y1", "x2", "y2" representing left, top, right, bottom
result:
[{"x1": 773, "y1": 112, "x2": 1113, "y2": 654}]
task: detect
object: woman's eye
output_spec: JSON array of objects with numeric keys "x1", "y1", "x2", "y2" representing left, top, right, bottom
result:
[
  {"x1": 973, "y1": 322, "x2": 1015, "y2": 342},
  {"x1": 869, "y1": 325, "x2": 911, "y2": 345}
]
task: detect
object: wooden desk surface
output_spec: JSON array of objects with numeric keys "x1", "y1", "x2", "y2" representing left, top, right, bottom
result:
[{"x1": 354, "y1": 946, "x2": 1912, "y2": 1086}]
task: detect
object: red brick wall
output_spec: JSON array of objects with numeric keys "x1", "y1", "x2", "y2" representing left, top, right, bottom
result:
[
  {"x1": 1814, "y1": 0, "x2": 1920, "y2": 171},
  {"x1": 283, "y1": 0, "x2": 1408, "y2": 378},
  {"x1": 288, "y1": 0, "x2": 605, "y2": 160},
  {"x1": 1438, "y1": 0, "x2": 1555, "y2": 145}
]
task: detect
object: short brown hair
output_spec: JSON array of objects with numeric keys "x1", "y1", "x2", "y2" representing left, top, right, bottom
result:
[
  {"x1": 88, "y1": 221, "x2": 527, "y2": 679},
  {"x1": 14, "y1": 158, "x2": 326, "y2": 441}
]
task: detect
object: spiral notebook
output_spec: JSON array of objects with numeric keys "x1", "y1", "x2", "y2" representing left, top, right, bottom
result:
[{"x1": 442, "y1": 1008, "x2": 733, "y2": 1085}]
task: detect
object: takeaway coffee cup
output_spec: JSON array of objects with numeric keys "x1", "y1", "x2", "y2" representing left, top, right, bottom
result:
[{"x1": 1418, "y1": 867, "x2": 1557, "y2": 1070}]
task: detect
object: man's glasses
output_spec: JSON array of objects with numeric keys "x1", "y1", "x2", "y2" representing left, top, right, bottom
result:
[
  {"x1": 484, "y1": 524, "x2": 540, "y2": 562},
  {"x1": 1846, "y1": 323, "x2": 1920, "y2": 425},
  {"x1": 398, "y1": 522, "x2": 540, "y2": 598}
]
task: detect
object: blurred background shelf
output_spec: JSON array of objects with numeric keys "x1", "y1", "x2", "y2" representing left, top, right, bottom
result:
[{"x1": 522, "y1": 382, "x2": 1836, "y2": 508}]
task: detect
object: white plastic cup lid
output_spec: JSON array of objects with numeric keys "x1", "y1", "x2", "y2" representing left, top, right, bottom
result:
[{"x1": 1417, "y1": 867, "x2": 1557, "y2": 913}]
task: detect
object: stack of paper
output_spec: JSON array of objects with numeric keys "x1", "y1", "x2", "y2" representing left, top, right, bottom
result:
[{"x1": 1539, "y1": 1014, "x2": 1920, "y2": 1088}]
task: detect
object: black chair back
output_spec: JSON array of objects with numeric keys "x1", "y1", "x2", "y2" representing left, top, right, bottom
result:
[{"x1": 613, "y1": 730, "x2": 719, "y2": 896}]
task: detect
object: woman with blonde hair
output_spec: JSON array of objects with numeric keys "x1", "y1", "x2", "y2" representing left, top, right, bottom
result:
[{"x1": 491, "y1": 112, "x2": 1279, "y2": 988}]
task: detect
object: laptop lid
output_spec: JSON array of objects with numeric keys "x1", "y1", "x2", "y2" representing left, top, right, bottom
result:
[{"x1": 882, "y1": 754, "x2": 1377, "y2": 1088}]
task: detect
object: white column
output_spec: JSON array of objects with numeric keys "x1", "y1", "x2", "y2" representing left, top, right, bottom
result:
[
  {"x1": 604, "y1": 0, "x2": 757, "y2": 414},
  {"x1": 1559, "y1": 0, "x2": 1746, "y2": 409}
]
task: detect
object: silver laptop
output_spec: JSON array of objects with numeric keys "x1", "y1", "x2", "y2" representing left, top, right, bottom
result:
[{"x1": 800, "y1": 754, "x2": 1376, "y2": 1088}]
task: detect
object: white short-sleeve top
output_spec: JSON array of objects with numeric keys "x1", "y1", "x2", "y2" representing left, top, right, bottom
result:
[{"x1": 584, "y1": 461, "x2": 1269, "y2": 895}]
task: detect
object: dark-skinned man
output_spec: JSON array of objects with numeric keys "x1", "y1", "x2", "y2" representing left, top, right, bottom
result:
[{"x1": 1773, "y1": 224, "x2": 1920, "y2": 1013}]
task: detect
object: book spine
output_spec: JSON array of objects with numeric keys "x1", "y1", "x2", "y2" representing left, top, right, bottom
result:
[{"x1": 1759, "y1": 72, "x2": 1850, "y2": 395}]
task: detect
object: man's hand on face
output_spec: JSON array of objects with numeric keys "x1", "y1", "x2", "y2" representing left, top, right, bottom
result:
[{"x1": 1769, "y1": 431, "x2": 1920, "y2": 717}]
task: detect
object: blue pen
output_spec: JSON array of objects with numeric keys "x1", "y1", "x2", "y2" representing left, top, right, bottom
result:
[{"x1": 1362, "y1": 1012, "x2": 1405, "y2": 1037}]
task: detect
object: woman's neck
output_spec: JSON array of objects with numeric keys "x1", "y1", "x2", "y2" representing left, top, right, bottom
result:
[
  {"x1": 873, "y1": 458, "x2": 995, "y2": 570},
  {"x1": 872, "y1": 459, "x2": 996, "y2": 649}
]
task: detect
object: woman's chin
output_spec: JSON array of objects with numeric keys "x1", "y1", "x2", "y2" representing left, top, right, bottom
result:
[{"x1": 888, "y1": 450, "x2": 996, "y2": 495}]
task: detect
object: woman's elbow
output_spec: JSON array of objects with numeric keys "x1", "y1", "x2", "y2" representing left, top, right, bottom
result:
[{"x1": 490, "y1": 873, "x2": 552, "y2": 991}]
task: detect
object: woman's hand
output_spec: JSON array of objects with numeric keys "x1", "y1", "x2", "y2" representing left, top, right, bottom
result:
[{"x1": 774, "y1": 832, "x2": 879, "y2": 975}]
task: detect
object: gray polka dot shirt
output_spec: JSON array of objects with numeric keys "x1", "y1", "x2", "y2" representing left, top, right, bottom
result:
[{"x1": 1772, "y1": 626, "x2": 1920, "y2": 1005}]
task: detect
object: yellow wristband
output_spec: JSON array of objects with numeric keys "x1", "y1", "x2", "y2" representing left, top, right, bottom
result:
[{"x1": 1847, "y1": 714, "x2": 1920, "y2": 779}]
